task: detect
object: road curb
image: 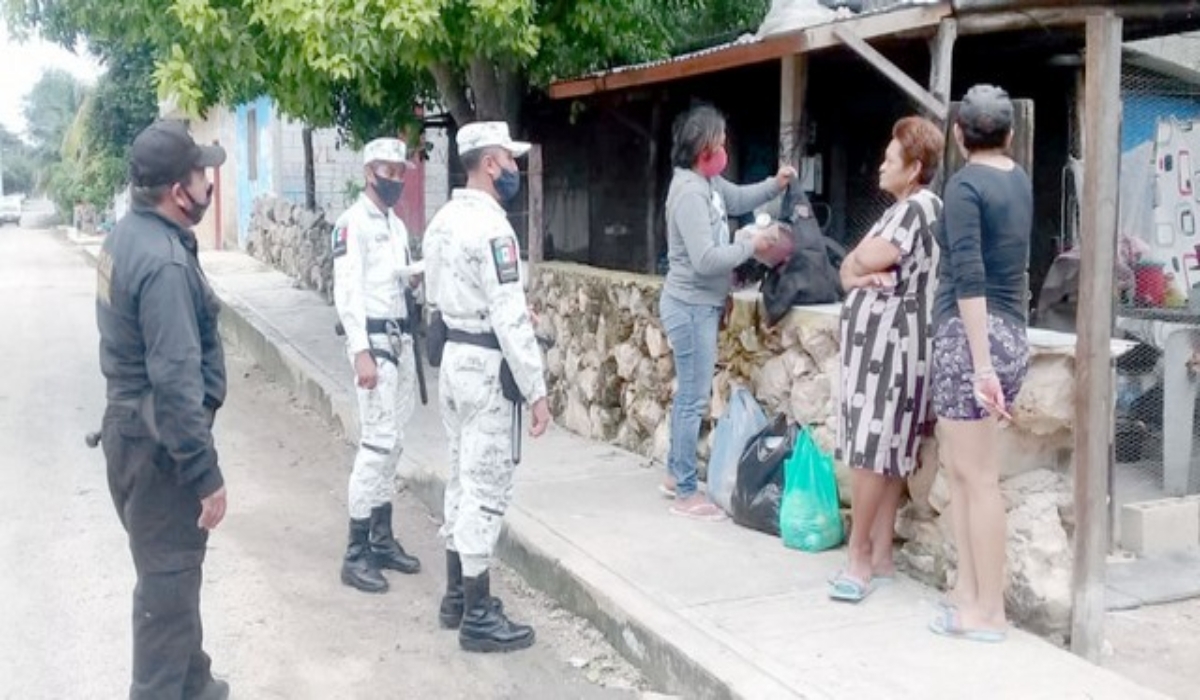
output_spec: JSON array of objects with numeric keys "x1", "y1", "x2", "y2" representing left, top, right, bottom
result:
[{"x1": 190, "y1": 264, "x2": 773, "y2": 698}]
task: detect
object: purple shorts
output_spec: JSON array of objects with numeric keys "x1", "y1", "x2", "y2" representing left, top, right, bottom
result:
[{"x1": 931, "y1": 315, "x2": 1029, "y2": 421}]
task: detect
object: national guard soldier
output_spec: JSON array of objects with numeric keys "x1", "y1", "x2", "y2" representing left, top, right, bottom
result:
[
  {"x1": 423, "y1": 122, "x2": 552, "y2": 653},
  {"x1": 333, "y1": 138, "x2": 424, "y2": 593},
  {"x1": 95, "y1": 120, "x2": 230, "y2": 699}
]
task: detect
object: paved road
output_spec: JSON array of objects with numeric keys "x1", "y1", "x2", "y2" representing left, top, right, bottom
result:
[{"x1": 0, "y1": 227, "x2": 641, "y2": 699}]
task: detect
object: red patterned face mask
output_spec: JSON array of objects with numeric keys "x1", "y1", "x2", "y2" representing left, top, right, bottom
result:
[{"x1": 697, "y1": 146, "x2": 728, "y2": 178}]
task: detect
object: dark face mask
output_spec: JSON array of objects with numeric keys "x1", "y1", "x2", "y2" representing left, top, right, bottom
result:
[
  {"x1": 494, "y1": 166, "x2": 521, "y2": 204},
  {"x1": 373, "y1": 176, "x2": 405, "y2": 207},
  {"x1": 181, "y1": 182, "x2": 213, "y2": 226}
]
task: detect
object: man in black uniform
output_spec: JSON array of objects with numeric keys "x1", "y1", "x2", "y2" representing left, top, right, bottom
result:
[{"x1": 95, "y1": 119, "x2": 230, "y2": 700}]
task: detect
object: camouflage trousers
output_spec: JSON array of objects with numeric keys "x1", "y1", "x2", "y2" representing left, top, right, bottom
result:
[
  {"x1": 438, "y1": 342, "x2": 516, "y2": 578},
  {"x1": 348, "y1": 333, "x2": 417, "y2": 519}
]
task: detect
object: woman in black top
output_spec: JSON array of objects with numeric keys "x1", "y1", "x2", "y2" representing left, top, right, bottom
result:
[{"x1": 929, "y1": 85, "x2": 1032, "y2": 643}]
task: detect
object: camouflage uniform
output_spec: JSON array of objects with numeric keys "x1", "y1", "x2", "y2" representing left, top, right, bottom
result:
[
  {"x1": 333, "y1": 192, "x2": 423, "y2": 518},
  {"x1": 424, "y1": 188, "x2": 546, "y2": 577}
]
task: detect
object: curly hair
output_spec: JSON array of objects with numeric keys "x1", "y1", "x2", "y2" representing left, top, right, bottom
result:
[
  {"x1": 957, "y1": 84, "x2": 1014, "y2": 151},
  {"x1": 893, "y1": 116, "x2": 945, "y2": 186}
]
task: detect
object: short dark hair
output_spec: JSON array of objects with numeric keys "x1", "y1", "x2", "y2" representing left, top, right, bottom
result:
[
  {"x1": 131, "y1": 185, "x2": 170, "y2": 210},
  {"x1": 957, "y1": 84, "x2": 1014, "y2": 152},
  {"x1": 893, "y1": 117, "x2": 945, "y2": 185},
  {"x1": 671, "y1": 105, "x2": 725, "y2": 169},
  {"x1": 130, "y1": 169, "x2": 197, "y2": 210},
  {"x1": 453, "y1": 145, "x2": 501, "y2": 172}
]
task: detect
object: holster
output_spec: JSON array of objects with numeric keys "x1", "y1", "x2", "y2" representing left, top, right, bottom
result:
[
  {"x1": 427, "y1": 311, "x2": 448, "y2": 368},
  {"x1": 443, "y1": 325, "x2": 524, "y2": 404}
]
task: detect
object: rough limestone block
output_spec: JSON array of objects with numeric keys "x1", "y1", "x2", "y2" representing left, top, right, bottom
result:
[{"x1": 1121, "y1": 498, "x2": 1200, "y2": 556}]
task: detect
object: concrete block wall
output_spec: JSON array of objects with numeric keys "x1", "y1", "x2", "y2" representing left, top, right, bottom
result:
[{"x1": 423, "y1": 127, "x2": 450, "y2": 227}]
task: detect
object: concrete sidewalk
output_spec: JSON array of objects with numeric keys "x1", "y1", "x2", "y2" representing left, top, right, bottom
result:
[{"x1": 73, "y1": 237, "x2": 1162, "y2": 700}]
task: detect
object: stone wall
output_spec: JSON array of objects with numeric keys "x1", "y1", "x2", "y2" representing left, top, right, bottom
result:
[
  {"x1": 531, "y1": 261, "x2": 1081, "y2": 642},
  {"x1": 245, "y1": 196, "x2": 334, "y2": 303},
  {"x1": 531, "y1": 263, "x2": 675, "y2": 461}
]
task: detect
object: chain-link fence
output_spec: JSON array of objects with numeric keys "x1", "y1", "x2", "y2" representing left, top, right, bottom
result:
[{"x1": 1108, "y1": 53, "x2": 1200, "y2": 548}]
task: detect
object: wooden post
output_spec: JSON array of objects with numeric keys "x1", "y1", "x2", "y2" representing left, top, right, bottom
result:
[
  {"x1": 780, "y1": 54, "x2": 808, "y2": 167},
  {"x1": 928, "y1": 19, "x2": 957, "y2": 114},
  {"x1": 645, "y1": 101, "x2": 663, "y2": 275},
  {"x1": 527, "y1": 144, "x2": 544, "y2": 270},
  {"x1": 1071, "y1": 11, "x2": 1122, "y2": 662},
  {"x1": 928, "y1": 19, "x2": 956, "y2": 194},
  {"x1": 302, "y1": 126, "x2": 317, "y2": 211}
]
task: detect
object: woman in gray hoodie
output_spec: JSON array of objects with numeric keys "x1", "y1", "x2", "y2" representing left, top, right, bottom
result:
[{"x1": 660, "y1": 105, "x2": 794, "y2": 520}]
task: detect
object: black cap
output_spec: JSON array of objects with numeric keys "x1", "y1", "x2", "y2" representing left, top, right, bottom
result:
[{"x1": 129, "y1": 119, "x2": 227, "y2": 188}]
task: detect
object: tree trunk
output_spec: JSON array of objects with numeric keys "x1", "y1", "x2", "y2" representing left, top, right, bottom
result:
[
  {"x1": 302, "y1": 126, "x2": 316, "y2": 211},
  {"x1": 431, "y1": 60, "x2": 522, "y2": 136},
  {"x1": 466, "y1": 57, "x2": 522, "y2": 131},
  {"x1": 430, "y1": 62, "x2": 475, "y2": 127}
]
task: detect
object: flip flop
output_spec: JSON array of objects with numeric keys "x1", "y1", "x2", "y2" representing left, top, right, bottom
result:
[
  {"x1": 928, "y1": 607, "x2": 1007, "y2": 644},
  {"x1": 658, "y1": 483, "x2": 677, "y2": 500},
  {"x1": 828, "y1": 573, "x2": 875, "y2": 603},
  {"x1": 826, "y1": 569, "x2": 895, "y2": 586}
]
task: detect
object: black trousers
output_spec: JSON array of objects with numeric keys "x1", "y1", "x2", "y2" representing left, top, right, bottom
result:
[{"x1": 102, "y1": 404, "x2": 213, "y2": 700}]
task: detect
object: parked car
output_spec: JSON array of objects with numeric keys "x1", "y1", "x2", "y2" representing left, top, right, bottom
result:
[{"x1": 0, "y1": 196, "x2": 22, "y2": 226}]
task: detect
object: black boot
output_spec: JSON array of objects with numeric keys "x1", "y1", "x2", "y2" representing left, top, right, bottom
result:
[
  {"x1": 341, "y1": 519, "x2": 388, "y2": 593},
  {"x1": 440, "y1": 551, "x2": 505, "y2": 629},
  {"x1": 438, "y1": 550, "x2": 465, "y2": 629},
  {"x1": 369, "y1": 503, "x2": 421, "y2": 574},
  {"x1": 459, "y1": 570, "x2": 534, "y2": 653}
]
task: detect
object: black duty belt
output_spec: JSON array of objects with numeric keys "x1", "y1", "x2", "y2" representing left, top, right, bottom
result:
[
  {"x1": 446, "y1": 328, "x2": 500, "y2": 350},
  {"x1": 367, "y1": 317, "x2": 412, "y2": 335}
]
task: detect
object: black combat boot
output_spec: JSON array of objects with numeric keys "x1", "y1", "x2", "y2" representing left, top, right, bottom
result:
[
  {"x1": 341, "y1": 519, "x2": 388, "y2": 593},
  {"x1": 368, "y1": 502, "x2": 421, "y2": 574},
  {"x1": 440, "y1": 550, "x2": 505, "y2": 629},
  {"x1": 459, "y1": 570, "x2": 535, "y2": 653},
  {"x1": 438, "y1": 550, "x2": 466, "y2": 629}
]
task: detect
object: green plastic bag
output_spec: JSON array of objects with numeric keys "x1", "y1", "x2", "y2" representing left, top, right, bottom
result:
[{"x1": 780, "y1": 426, "x2": 844, "y2": 552}]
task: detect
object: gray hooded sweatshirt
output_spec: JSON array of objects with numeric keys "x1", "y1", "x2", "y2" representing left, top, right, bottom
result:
[{"x1": 663, "y1": 168, "x2": 782, "y2": 307}]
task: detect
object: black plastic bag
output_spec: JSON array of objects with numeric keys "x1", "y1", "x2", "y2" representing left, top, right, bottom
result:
[
  {"x1": 760, "y1": 184, "x2": 847, "y2": 326},
  {"x1": 731, "y1": 414, "x2": 799, "y2": 537}
]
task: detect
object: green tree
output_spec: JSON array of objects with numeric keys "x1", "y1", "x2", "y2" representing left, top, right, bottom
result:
[
  {"x1": 7, "y1": 0, "x2": 769, "y2": 141},
  {"x1": 0, "y1": 125, "x2": 37, "y2": 194},
  {"x1": 27, "y1": 43, "x2": 159, "y2": 214},
  {"x1": 22, "y1": 68, "x2": 84, "y2": 163}
]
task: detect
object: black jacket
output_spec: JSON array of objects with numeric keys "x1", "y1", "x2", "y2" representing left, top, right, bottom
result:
[{"x1": 96, "y1": 207, "x2": 226, "y2": 497}]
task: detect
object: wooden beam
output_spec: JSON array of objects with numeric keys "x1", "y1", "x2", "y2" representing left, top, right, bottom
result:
[
  {"x1": 833, "y1": 25, "x2": 949, "y2": 123},
  {"x1": 527, "y1": 145, "x2": 544, "y2": 270},
  {"x1": 1071, "y1": 11, "x2": 1122, "y2": 664},
  {"x1": 957, "y1": 4, "x2": 1200, "y2": 35},
  {"x1": 547, "y1": 4, "x2": 950, "y2": 100}
]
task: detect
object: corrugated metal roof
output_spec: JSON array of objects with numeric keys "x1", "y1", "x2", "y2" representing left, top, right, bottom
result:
[{"x1": 553, "y1": 1, "x2": 939, "y2": 84}]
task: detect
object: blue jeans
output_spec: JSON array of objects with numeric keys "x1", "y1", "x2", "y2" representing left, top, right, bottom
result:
[{"x1": 660, "y1": 292, "x2": 722, "y2": 500}]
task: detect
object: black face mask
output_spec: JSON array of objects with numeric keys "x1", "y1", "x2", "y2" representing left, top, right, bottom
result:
[
  {"x1": 373, "y1": 176, "x2": 405, "y2": 207},
  {"x1": 181, "y1": 183, "x2": 213, "y2": 225}
]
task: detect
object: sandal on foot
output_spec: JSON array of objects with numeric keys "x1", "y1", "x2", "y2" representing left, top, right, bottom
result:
[
  {"x1": 658, "y1": 482, "x2": 677, "y2": 500},
  {"x1": 669, "y1": 498, "x2": 726, "y2": 522},
  {"x1": 828, "y1": 573, "x2": 875, "y2": 603},
  {"x1": 826, "y1": 569, "x2": 895, "y2": 586},
  {"x1": 928, "y1": 607, "x2": 1007, "y2": 643}
]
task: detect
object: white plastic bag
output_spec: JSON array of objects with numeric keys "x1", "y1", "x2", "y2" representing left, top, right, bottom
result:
[
  {"x1": 757, "y1": 0, "x2": 836, "y2": 39},
  {"x1": 707, "y1": 385, "x2": 768, "y2": 514}
]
